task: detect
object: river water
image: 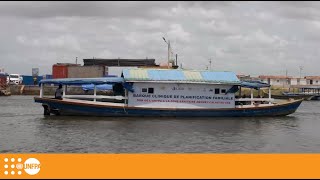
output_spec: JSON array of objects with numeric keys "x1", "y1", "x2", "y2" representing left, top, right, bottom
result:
[{"x1": 1, "y1": 96, "x2": 320, "y2": 153}]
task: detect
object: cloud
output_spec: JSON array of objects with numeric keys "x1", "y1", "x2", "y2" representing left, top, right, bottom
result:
[
  {"x1": 16, "y1": 36, "x2": 27, "y2": 44},
  {"x1": 42, "y1": 21, "x2": 69, "y2": 32},
  {"x1": 199, "y1": 20, "x2": 239, "y2": 36},
  {"x1": 225, "y1": 30, "x2": 289, "y2": 50},
  {"x1": 167, "y1": 24, "x2": 191, "y2": 43},
  {"x1": 0, "y1": 1, "x2": 320, "y2": 77},
  {"x1": 0, "y1": 1, "x2": 176, "y2": 19},
  {"x1": 16, "y1": 35, "x2": 81, "y2": 51}
]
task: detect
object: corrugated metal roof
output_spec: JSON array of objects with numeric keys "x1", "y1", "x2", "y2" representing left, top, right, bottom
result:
[
  {"x1": 129, "y1": 69, "x2": 149, "y2": 80},
  {"x1": 122, "y1": 68, "x2": 240, "y2": 84},
  {"x1": 83, "y1": 58, "x2": 156, "y2": 66},
  {"x1": 183, "y1": 71, "x2": 202, "y2": 81},
  {"x1": 304, "y1": 76, "x2": 320, "y2": 80}
]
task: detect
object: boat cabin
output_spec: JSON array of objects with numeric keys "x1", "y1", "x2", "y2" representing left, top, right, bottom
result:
[
  {"x1": 122, "y1": 68, "x2": 239, "y2": 109},
  {"x1": 38, "y1": 68, "x2": 275, "y2": 109}
]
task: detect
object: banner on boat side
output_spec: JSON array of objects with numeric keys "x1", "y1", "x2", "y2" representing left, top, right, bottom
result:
[
  {"x1": 1, "y1": 154, "x2": 320, "y2": 179},
  {"x1": 128, "y1": 83, "x2": 235, "y2": 108}
]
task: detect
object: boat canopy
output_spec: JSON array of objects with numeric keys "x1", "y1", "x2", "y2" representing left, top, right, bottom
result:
[
  {"x1": 240, "y1": 81, "x2": 271, "y2": 90},
  {"x1": 39, "y1": 77, "x2": 124, "y2": 86},
  {"x1": 81, "y1": 84, "x2": 113, "y2": 91},
  {"x1": 226, "y1": 81, "x2": 270, "y2": 93}
]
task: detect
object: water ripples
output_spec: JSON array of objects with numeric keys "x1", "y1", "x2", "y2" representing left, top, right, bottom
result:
[{"x1": 1, "y1": 96, "x2": 320, "y2": 153}]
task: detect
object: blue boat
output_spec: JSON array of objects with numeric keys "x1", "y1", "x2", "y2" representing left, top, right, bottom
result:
[
  {"x1": 261, "y1": 91, "x2": 314, "y2": 101},
  {"x1": 262, "y1": 86, "x2": 320, "y2": 101},
  {"x1": 297, "y1": 86, "x2": 320, "y2": 100},
  {"x1": 34, "y1": 68, "x2": 302, "y2": 117}
]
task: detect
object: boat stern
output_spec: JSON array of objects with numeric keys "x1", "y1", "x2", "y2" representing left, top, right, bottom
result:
[{"x1": 34, "y1": 97, "x2": 61, "y2": 116}]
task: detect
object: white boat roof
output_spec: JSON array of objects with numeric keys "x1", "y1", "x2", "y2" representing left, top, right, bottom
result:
[{"x1": 122, "y1": 68, "x2": 241, "y2": 85}]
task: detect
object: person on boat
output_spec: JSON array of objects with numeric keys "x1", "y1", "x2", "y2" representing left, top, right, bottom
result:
[
  {"x1": 55, "y1": 84, "x2": 63, "y2": 100},
  {"x1": 33, "y1": 76, "x2": 37, "y2": 85}
]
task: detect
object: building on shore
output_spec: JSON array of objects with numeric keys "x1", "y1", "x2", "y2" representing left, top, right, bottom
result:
[
  {"x1": 259, "y1": 75, "x2": 293, "y2": 87},
  {"x1": 235, "y1": 74, "x2": 317, "y2": 88},
  {"x1": 304, "y1": 76, "x2": 320, "y2": 85},
  {"x1": 290, "y1": 77, "x2": 308, "y2": 86},
  {"x1": 247, "y1": 75, "x2": 316, "y2": 87},
  {"x1": 52, "y1": 58, "x2": 179, "y2": 79}
]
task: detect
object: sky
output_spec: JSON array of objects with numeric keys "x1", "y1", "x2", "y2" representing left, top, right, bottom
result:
[{"x1": 0, "y1": 1, "x2": 319, "y2": 77}]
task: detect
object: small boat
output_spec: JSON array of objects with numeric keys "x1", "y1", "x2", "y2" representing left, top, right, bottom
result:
[
  {"x1": 262, "y1": 86, "x2": 320, "y2": 101},
  {"x1": 298, "y1": 86, "x2": 320, "y2": 100},
  {"x1": 34, "y1": 68, "x2": 302, "y2": 117},
  {"x1": 262, "y1": 90, "x2": 314, "y2": 101}
]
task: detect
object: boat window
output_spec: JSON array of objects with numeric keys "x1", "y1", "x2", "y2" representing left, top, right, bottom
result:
[
  {"x1": 142, "y1": 88, "x2": 147, "y2": 93},
  {"x1": 10, "y1": 75, "x2": 19, "y2": 78},
  {"x1": 215, "y1": 88, "x2": 220, "y2": 94},
  {"x1": 221, "y1": 89, "x2": 226, "y2": 94},
  {"x1": 148, "y1": 88, "x2": 154, "y2": 94}
]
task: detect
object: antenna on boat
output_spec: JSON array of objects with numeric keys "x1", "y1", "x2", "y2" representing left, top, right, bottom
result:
[
  {"x1": 299, "y1": 66, "x2": 303, "y2": 78},
  {"x1": 163, "y1": 37, "x2": 171, "y2": 68},
  {"x1": 176, "y1": 54, "x2": 178, "y2": 67},
  {"x1": 209, "y1": 58, "x2": 212, "y2": 70}
]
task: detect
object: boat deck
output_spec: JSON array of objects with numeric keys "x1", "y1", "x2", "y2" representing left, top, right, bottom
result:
[{"x1": 63, "y1": 97, "x2": 126, "y2": 107}]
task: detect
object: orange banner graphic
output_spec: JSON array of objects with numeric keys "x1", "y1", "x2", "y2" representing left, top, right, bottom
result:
[{"x1": 0, "y1": 154, "x2": 320, "y2": 179}]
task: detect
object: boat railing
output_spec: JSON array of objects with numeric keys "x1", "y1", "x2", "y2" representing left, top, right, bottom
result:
[
  {"x1": 235, "y1": 98, "x2": 274, "y2": 105},
  {"x1": 39, "y1": 84, "x2": 128, "y2": 103},
  {"x1": 63, "y1": 94, "x2": 127, "y2": 100},
  {"x1": 299, "y1": 92, "x2": 320, "y2": 95},
  {"x1": 235, "y1": 98, "x2": 274, "y2": 102}
]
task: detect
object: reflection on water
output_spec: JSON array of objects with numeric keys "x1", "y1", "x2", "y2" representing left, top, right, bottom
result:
[{"x1": 1, "y1": 96, "x2": 320, "y2": 153}]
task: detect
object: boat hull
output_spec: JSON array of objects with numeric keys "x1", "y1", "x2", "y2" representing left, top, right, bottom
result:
[
  {"x1": 310, "y1": 95, "x2": 320, "y2": 100},
  {"x1": 271, "y1": 94, "x2": 313, "y2": 101},
  {"x1": 34, "y1": 97, "x2": 302, "y2": 117}
]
